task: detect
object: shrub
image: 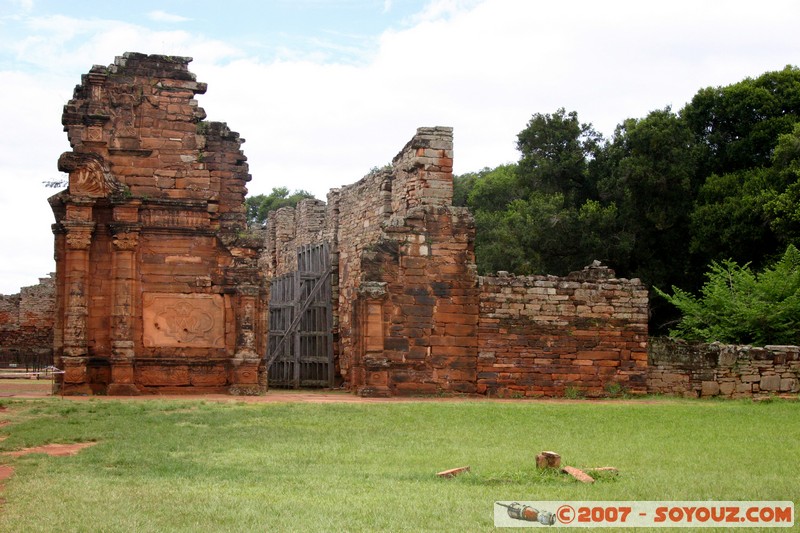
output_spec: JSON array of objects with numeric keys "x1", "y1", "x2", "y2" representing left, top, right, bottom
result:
[{"x1": 655, "y1": 244, "x2": 800, "y2": 345}]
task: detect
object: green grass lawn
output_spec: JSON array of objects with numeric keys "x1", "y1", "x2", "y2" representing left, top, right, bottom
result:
[{"x1": 0, "y1": 397, "x2": 797, "y2": 532}]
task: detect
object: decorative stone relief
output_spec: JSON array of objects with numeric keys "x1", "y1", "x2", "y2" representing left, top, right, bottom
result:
[{"x1": 142, "y1": 293, "x2": 225, "y2": 348}]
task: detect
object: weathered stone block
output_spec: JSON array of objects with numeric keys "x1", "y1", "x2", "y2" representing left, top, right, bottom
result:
[
  {"x1": 536, "y1": 451, "x2": 561, "y2": 469},
  {"x1": 52, "y1": 53, "x2": 266, "y2": 395},
  {"x1": 700, "y1": 380, "x2": 720, "y2": 397},
  {"x1": 760, "y1": 375, "x2": 781, "y2": 391},
  {"x1": 138, "y1": 365, "x2": 190, "y2": 387}
]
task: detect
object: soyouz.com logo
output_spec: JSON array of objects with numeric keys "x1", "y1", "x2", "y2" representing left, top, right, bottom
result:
[{"x1": 493, "y1": 501, "x2": 795, "y2": 528}]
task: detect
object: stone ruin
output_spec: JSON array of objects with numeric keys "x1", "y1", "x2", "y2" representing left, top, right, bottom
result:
[
  {"x1": 0, "y1": 275, "x2": 55, "y2": 369},
  {"x1": 36, "y1": 52, "x2": 650, "y2": 396},
  {"x1": 50, "y1": 53, "x2": 266, "y2": 394},
  {"x1": 264, "y1": 134, "x2": 649, "y2": 397}
]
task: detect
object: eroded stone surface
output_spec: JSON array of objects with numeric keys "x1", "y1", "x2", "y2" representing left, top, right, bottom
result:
[
  {"x1": 648, "y1": 339, "x2": 800, "y2": 399},
  {"x1": 50, "y1": 53, "x2": 266, "y2": 395},
  {"x1": 264, "y1": 127, "x2": 649, "y2": 397}
]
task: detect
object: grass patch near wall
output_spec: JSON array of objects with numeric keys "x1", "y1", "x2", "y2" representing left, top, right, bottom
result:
[{"x1": 0, "y1": 398, "x2": 797, "y2": 532}]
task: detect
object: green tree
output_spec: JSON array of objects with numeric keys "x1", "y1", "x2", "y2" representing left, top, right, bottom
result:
[
  {"x1": 655, "y1": 244, "x2": 800, "y2": 345},
  {"x1": 245, "y1": 187, "x2": 315, "y2": 225},
  {"x1": 516, "y1": 108, "x2": 603, "y2": 205},
  {"x1": 594, "y1": 108, "x2": 700, "y2": 289},
  {"x1": 466, "y1": 164, "x2": 523, "y2": 212},
  {"x1": 682, "y1": 65, "x2": 800, "y2": 177},
  {"x1": 453, "y1": 169, "x2": 483, "y2": 207},
  {"x1": 690, "y1": 121, "x2": 800, "y2": 270},
  {"x1": 764, "y1": 123, "x2": 800, "y2": 243},
  {"x1": 473, "y1": 192, "x2": 570, "y2": 275}
]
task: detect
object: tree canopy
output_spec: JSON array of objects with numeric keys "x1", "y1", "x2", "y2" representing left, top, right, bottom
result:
[
  {"x1": 245, "y1": 187, "x2": 315, "y2": 226},
  {"x1": 454, "y1": 65, "x2": 800, "y2": 335}
]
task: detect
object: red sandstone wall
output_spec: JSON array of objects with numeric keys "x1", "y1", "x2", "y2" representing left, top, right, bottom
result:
[
  {"x1": 260, "y1": 126, "x2": 650, "y2": 397},
  {"x1": 51, "y1": 53, "x2": 266, "y2": 395},
  {"x1": 334, "y1": 167, "x2": 398, "y2": 387},
  {"x1": 0, "y1": 276, "x2": 55, "y2": 367},
  {"x1": 477, "y1": 265, "x2": 649, "y2": 397},
  {"x1": 354, "y1": 205, "x2": 479, "y2": 396},
  {"x1": 333, "y1": 127, "x2": 482, "y2": 396}
]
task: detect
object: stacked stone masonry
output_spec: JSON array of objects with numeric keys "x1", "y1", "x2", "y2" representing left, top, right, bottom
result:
[
  {"x1": 648, "y1": 337, "x2": 800, "y2": 399},
  {"x1": 262, "y1": 126, "x2": 649, "y2": 396},
  {"x1": 0, "y1": 275, "x2": 56, "y2": 367},
  {"x1": 477, "y1": 265, "x2": 649, "y2": 397},
  {"x1": 50, "y1": 53, "x2": 266, "y2": 395},
  {"x1": 29, "y1": 54, "x2": 798, "y2": 398}
]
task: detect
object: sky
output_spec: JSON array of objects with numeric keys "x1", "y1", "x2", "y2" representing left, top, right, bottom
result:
[{"x1": 1, "y1": 0, "x2": 799, "y2": 294}]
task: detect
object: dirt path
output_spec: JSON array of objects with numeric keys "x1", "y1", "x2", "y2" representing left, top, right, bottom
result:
[
  {"x1": 0, "y1": 442, "x2": 98, "y2": 512},
  {"x1": 2, "y1": 442, "x2": 98, "y2": 458}
]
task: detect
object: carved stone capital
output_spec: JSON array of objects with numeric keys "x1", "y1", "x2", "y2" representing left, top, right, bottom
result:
[
  {"x1": 113, "y1": 231, "x2": 139, "y2": 251},
  {"x1": 358, "y1": 281, "x2": 388, "y2": 300},
  {"x1": 59, "y1": 152, "x2": 121, "y2": 198},
  {"x1": 64, "y1": 222, "x2": 95, "y2": 250},
  {"x1": 109, "y1": 223, "x2": 141, "y2": 251}
]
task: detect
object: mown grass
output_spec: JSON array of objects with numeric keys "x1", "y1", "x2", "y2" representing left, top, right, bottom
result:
[{"x1": 0, "y1": 397, "x2": 797, "y2": 532}]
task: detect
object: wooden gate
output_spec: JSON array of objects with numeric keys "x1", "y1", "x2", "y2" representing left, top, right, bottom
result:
[{"x1": 266, "y1": 243, "x2": 334, "y2": 388}]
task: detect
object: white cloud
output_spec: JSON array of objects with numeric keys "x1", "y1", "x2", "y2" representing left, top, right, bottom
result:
[
  {"x1": 196, "y1": 0, "x2": 800, "y2": 202},
  {"x1": 147, "y1": 10, "x2": 191, "y2": 23},
  {"x1": 1, "y1": 0, "x2": 800, "y2": 293},
  {"x1": 5, "y1": 15, "x2": 240, "y2": 75}
]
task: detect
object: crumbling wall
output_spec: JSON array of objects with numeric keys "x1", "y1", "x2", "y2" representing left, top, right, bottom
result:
[
  {"x1": 262, "y1": 127, "x2": 650, "y2": 397},
  {"x1": 0, "y1": 275, "x2": 55, "y2": 368},
  {"x1": 264, "y1": 198, "x2": 330, "y2": 277},
  {"x1": 477, "y1": 265, "x2": 649, "y2": 397},
  {"x1": 647, "y1": 337, "x2": 800, "y2": 398},
  {"x1": 51, "y1": 52, "x2": 266, "y2": 395},
  {"x1": 261, "y1": 127, "x2": 479, "y2": 395}
]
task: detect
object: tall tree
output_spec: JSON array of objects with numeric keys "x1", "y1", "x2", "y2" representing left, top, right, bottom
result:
[
  {"x1": 516, "y1": 108, "x2": 603, "y2": 205},
  {"x1": 682, "y1": 65, "x2": 800, "y2": 177},
  {"x1": 595, "y1": 107, "x2": 701, "y2": 288},
  {"x1": 691, "y1": 121, "x2": 800, "y2": 269}
]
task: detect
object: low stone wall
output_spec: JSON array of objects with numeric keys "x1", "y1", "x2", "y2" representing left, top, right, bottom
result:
[
  {"x1": 477, "y1": 264, "x2": 649, "y2": 398},
  {"x1": 647, "y1": 337, "x2": 800, "y2": 398}
]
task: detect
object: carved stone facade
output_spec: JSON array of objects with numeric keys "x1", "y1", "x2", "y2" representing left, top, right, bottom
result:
[{"x1": 50, "y1": 53, "x2": 266, "y2": 395}]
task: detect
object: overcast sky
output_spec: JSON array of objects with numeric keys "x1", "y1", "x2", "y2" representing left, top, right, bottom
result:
[{"x1": 1, "y1": 0, "x2": 799, "y2": 294}]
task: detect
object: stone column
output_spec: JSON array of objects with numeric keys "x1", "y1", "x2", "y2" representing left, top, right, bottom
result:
[
  {"x1": 61, "y1": 218, "x2": 95, "y2": 395},
  {"x1": 107, "y1": 221, "x2": 140, "y2": 395},
  {"x1": 230, "y1": 283, "x2": 263, "y2": 395},
  {"x1": 50, "y1": 224, "x2": 66, "y2": 380},
  {"x1": 356, "y1": 282, "x2": 391, "y2": 397}
]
